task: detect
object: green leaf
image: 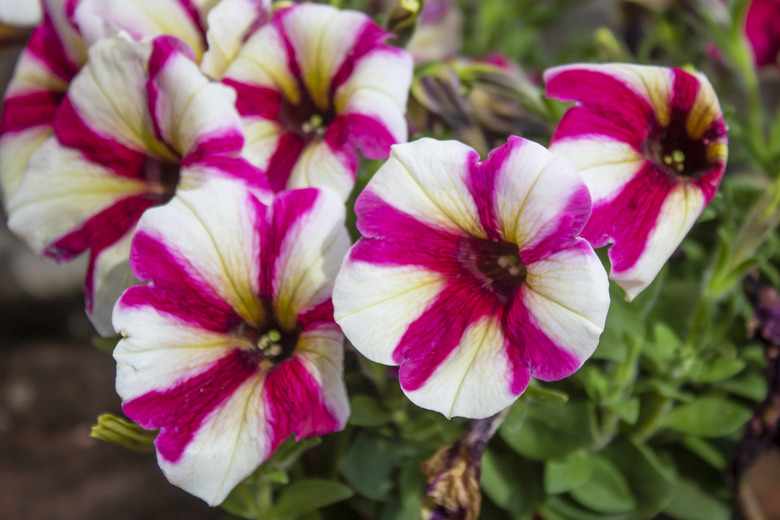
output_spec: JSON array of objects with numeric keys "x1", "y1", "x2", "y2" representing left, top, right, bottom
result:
[
  {"x1": 348, "y1": 394, "x2": 393, "y2": 427},
  {"x1": 576, "y1": 365, "x2": 610, "y2": 402},
  {"x1": 682, "y1": 436, "x2": 727, "y2": 470},
  {"x1": 394, "y1": 457, "x2": 427, "y2": 520},
  {"x1": 544, "y1": 452, "x2": 593, "y2": 494},
  {"x1": 569, "y1": 456, "x2": 636, "y2": 514},
  {"x1": 524, "y1": 383, "x2": 569, "y2": 405},
  {"x1": 663, "y1": 478, "x2": 729, "y2": 520},
  {"x1": 695, "y1": 357, "x2": 746, "y2": 383},
  {"x1": 662, "y1": 397, "x2": 752, "y2": 437},
  {"x1": 481, "y1": 448, "x2": 543, "y2": 520},
  {"x1": 611, "y1": 398, "x2": 640, "y2": 425},
  {"x1": 604, "y1": 440, "x2": 675, "y2": 518},
  {"x1": 271, "y1": 479, "x2": 354, "y2": 520},
  {"x1": 721, "y1": 373, "x2": 768, "y2": 401},
  {"x1": 500, "y1": 401, "x2": 598, "y2": 460},
  {"x1": 340, "y1": 432, "x2": 410, "y2": 501}
]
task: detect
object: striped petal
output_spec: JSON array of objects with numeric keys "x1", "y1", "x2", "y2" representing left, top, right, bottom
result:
[
  {"x1": 223, "y1": 3, "x2": 411, "y2": 197},
  {"x1": 147, "y1": 36, "x2": 243, "y2": 157},
  {"x1": 546, "y1": 63, "x2": 728, "y2": 299},
  {"x1": 6, "y1": 35, "x2": 269, "y2": 335},
  {"x1": 334, "y1": 137, "x2": 609, "y2": 419},
  {"x1": 114, "y1": 179, "x2": 349, "y2": 504},
  {"x1": 72, "y1": 0, "x2": 207, "y2": 60},
  {"x1": 0, "y1": 0, "x2": 85, "y2": 201},
  {"x1": 201, "y1": 0, "x2": 271, "y2": 79}
]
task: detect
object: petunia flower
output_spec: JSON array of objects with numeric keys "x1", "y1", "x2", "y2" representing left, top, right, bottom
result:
[
  {"x1": 113, "y1": 179, "x2": 350, "y2": 505},
  {"x1": 0, "y1": 0, "x2": 270, "y2": 203},
  {"x1": 222, "y1": 2, "x2": 413, "y2": 199},
  {"x1": 545, "y1": 63, "x2": 728, "y2": 299},
  {"x1": 7, "y1": 35, "x2": 269, "y2": 335},
  {"x1": 745, "y1": 0, "x2": 780, "y2": 67},
  {"x1": 332, "y1": 137, "x2": 610, "y2": 419}
]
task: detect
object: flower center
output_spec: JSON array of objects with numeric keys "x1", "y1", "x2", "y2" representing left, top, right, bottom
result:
[
  {"x1": 644, "y1": 110, "x2": 710, "y2": 179},
  {"x1": 144, "y1": 156, "x2": 180, "y2": 203},
  {"x1": 278, "y1": 90, "x2": 336, "y2": 142},
  {"x1": 458, "y1": 238, "x2": 527, "y2": 300}
]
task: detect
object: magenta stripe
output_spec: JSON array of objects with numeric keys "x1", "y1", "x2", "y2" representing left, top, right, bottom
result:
[
  {"x1": 351, "y1": 192, "x2": 463, "y2": 272},
  {"x1": 298, "y1": 300, "x2": 336, "y2": 330},
  {"x1": 547, "y1": 68, "x2": 655, "y2": 145},
  {"x1": 45, "y1": 195, "x2": 154, "y2": 262},
  {"x1": 393, "y1": 277, "x2": 498, "y2": 391},
  {"x1": 64, "y1": 0, "x2": 79, "y2": 26},
  {"x1": 273, "y1": 8, "x2": 304, "y2": 92},
  {"x1": 264, "y1": 356, "x2": 340, "y2": 453},
  {"x1": 25, "y1": 14, "x2": 80, "y2": 83},
  {"x1": 146, "y1": 36, "x2": 197, "y2": 142},
  {"x1": 505, "y1": 292, "x2": 582, "y2": 385},
  {"x1": 222, "y1": 79, "x2": 281, "y2": 119},
  {"x1": 176, "y1": 0, "x2": 207, "y2": 38},
  {"x1": 256, "y1": 188, "x2": 319, "y2": 298},
  {"x1": 582, "y1": 162, "x2": 673, "y2": 271},
  {"x1": 264, "y1": 132, "x2": 304, "y2": 192},
  {"x1": 519, "y1": 183, "x2": 592, "y2": 263},
  {"x1": 694, "y1": 165, "x2": 725, "y2": 204},
  {"x1": 53, "y1": 98, "x2": 148, "y2": 178},
  {"x1": 0, "y1": 90, "x2": 62, "y2": 134},
  {"x1": 124, "y1": 230, "x2": 244, "y2": 332},
  {"x1": 669, "y1": 69, "x2": 699, "y2": 115},
  {"x1": 330, "y1": 21, "x2": 392, "y2": 92},
  {"x1": 467, "y1": 138, "x2": 511, "y2": 240},
  {"x1": 551, "y1": 106, "x2": 647, "y2": 147},
  {"x1": 182, "y1": 155, "x2": 271, "y2": 194},
  {"x1": 324, "y1": 113, "x2": 396, "y2": 161},
  {"x1": 47, "y1": 195, "x2": 156, "y2": 313},
  {"x1": 185, "y1": 129, "x2": 245, "y2": 161},
  {"x1": 123, "y1": 349, "x2": 258, "y2": 463}
]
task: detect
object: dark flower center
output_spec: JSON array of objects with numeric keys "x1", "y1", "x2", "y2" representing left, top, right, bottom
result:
[
  {"x1": 458, "y1": 238, "x2": 527, "y2": 300},
  {"x1": 644, "y1": 109, "x2": 710, "y2": 179},
  {"x1": 144, "y1": 156, "x2": 181, "y2": 204},
  {"x1": 278, "y1": 88, "x2": 336, "y2": 142},
  {"x1": 239, "y1": 300, "x2": 300, "y2": 369}
]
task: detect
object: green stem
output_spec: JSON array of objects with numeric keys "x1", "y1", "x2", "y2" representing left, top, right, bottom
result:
[{"x1": 631, "y1": 394, "x2": 673, "y2": 442}]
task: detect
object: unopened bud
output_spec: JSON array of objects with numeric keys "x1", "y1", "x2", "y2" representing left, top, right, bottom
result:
[
  {"x1": 386, "y1": 0, "x2": 425, "y2": 48},
  {"x1": 90, "y1": 413, "x2": 157, "y2": 452}
]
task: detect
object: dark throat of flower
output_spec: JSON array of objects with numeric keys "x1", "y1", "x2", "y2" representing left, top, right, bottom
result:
[
  {"x1": 278, "y1": 89, "x2": 337, "y2": 142},
  {"x1": 143, "y1": 155, "x2": 181, "y2": 204},
  {"x1": 644, "y1": 110, "x2": 710, "y2": 180},
  {"x1": 458, "y1": 238, "x2": 527, "y2": 301},
  {"x1": 241, "y1": 302, "x2": 300, "y2": 369}
]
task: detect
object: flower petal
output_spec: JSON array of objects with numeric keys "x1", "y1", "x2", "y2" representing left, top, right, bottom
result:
[
  {"x1": 402, "y1": 313, "x2": 528, "y2": 419},
  {"x1": 260, "y1": 188, "x2": 350, "y2": 330},
  {"x1": 129, "y1": 178, "x2": 264, "y2": 326},
  {"x1": 72, "y1": 0, "x2": 207, "y2": 59},
  {"x1": 201, "y1": 0, "x2": 271, "y2": 79},
  {"x1": 147, "y1": 36, "x2": 243, "y2": 157},
  {"x1": 357, "y1": 138, "x2": 484, "y2": 238},
  {"x1": 7, "y1": 137, "x2": 148, "y2": 258}
]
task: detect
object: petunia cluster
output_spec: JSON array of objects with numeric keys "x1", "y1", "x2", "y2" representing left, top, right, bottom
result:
[{"x1": 1, "y1": 0, "x2": 728, "y2": 509}]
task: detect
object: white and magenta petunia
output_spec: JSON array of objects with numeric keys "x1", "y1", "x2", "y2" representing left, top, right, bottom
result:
[
  {"x1": 0, "y1": 0, "x2": 86, "y2": 201},
  {"x1": 113, "y1": 179, "x2": 350, "y2": 505},
  {"x1": 222, "y1": 2, "x2": 413, "y2": 199},
  {"x1": 333, "y1": 137, "x2": 610, "y2": 419},
  {"x1": 7, "y1": 35, "x2": 269, "y2": 335},
  {"x1": 0, "y1": 0, "x2": 270, "y2": 203},
  {"x1": 545, "y1": 63, "x2": 728, "y2": 299}
]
